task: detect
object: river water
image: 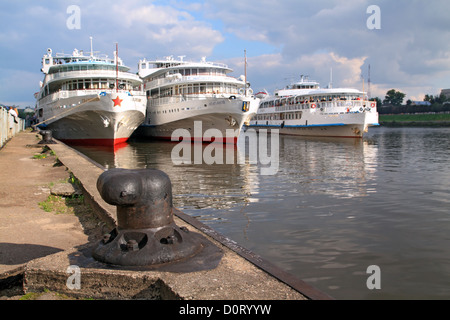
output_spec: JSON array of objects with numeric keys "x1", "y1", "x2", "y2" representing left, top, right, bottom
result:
[{"x1": 73, "y1": 127, "x2": 450, "y2": 300}]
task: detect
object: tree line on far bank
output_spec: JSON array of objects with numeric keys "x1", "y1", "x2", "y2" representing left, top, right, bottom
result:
[{"x1": 370, "y1": 89, "x2": 450, "y2": 115}]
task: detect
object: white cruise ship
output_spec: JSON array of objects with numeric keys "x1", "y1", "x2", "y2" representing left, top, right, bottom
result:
[
  {"x1": 35, "y1": 43, "x2": 146, "y2": 147},
  {"x1": 249, "y1": 76, "x2": 379, "y2": 138},
  {"x1": 136, "y1": 55, "x2": 259, "y2": 143}
]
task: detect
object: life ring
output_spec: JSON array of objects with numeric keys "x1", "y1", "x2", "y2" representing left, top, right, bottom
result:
[
  {"x1": 370, "y1": 102, "x2": 376, "y2": 108},
  {"x1": 311, "y1": 104, "x2": 316, "y2": 109}
]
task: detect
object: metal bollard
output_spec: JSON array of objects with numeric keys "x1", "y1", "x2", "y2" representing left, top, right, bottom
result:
[
  {"x1": 92, "y1": 168, "x2": 206, "y2": 267},
  {"x1": 38, "y1": 130, "x2": 56, "y2": 144}
]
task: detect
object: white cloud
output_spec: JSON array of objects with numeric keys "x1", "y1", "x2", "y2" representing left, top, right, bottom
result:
[
  {"x1": 224, "y1": 51, "x2": 367, "y2": 95},
  {"x1": 114, "y1": 3, "x2": 192, "y2": 28},
  {"x1": 2, "y1": 0, "x2": 450, "y2": 106},
  {"x1": 203, "y1": 0, "x2": 450, "y2": 99},
  {"x1": 88, "y1": 1, "x2": 225, "y2": 58}
]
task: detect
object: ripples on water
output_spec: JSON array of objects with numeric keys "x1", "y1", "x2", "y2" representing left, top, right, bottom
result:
[{"x1": 73, "y1": 127, "x2": 450, "y2": 299}]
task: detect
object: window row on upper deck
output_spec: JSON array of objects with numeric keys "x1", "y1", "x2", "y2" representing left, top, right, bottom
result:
[
  {"x1": 49, "y1": 63, "x2": 128, "y2": 74},
  {"x1": 39, "y1": 78, "x2": 139, "y2": 99},
  {"x1": 146, "y1": 67, "x2": 227, "y2": 82},
  {"x1": 261, "y1": 94, "x2": 364, "y2": 108}
]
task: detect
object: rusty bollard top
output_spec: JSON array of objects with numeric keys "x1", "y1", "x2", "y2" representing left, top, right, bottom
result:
[{"x1": 97, "y1": 168, "x2": 174, "y2": 230}]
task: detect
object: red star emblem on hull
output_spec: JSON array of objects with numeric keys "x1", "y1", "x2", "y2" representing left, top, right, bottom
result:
[{"x1": 112, "y1": 96, "x2": 123, "y2": 107}]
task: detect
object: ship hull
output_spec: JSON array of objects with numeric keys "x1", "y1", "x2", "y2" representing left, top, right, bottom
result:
[
  {"x1": 37, "y1": 92, "x2": 146, "y2": 146},
  {"x1": 135, "y1": 96, "x2": 259, "y2": 144},
  {"x1": 249, "y1": 111, "x2": 379, "y2": 138}
]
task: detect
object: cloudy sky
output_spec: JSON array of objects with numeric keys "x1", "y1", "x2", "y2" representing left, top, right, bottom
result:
[{"x1": 1, "y1": 0, "x2": 450, "y2": 107}]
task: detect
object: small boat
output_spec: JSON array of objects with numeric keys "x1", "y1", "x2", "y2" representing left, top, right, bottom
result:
[{"x1": 35, "y1": 41, "x2": 146, "y2": 147}]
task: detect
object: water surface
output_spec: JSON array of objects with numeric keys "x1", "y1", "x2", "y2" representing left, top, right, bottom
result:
[{"x1": 73, "y1": 127, "x2": 450, "y2": 299}]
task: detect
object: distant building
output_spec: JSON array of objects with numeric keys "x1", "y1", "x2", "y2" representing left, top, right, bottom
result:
[{"x1": 441, "y1": 89, "x2": 450, "y2": 100}]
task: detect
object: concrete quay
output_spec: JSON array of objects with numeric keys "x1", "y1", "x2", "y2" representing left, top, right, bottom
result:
[{"x1": 0, "y1": 130, "x2": 332, "y2": 300}]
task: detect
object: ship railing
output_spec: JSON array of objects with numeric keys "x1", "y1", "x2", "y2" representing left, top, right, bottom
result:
[
  {"x1": 267, "y1": 100, "x2": 371, "y2": 112},
  {"x1": 147, "y1": 92, "x2": 244, "y2": 107},
  {"x1": 147, "y1": 95, "x2": 209, "y2": 107},
  {"x1": 40, "y1": 89, "x2": 144, "y2": 103},
  {"x1": 46, "y1": 70, "x2": 140, "y2": 82}
]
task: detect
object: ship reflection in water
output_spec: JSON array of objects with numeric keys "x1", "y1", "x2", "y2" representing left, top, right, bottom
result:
[
  {"x1": 73, "y1": 133, "x2": 377, "y2": 213},
  {"x1": 72, "y1": 127, "x2": 450, "y2": 300}
]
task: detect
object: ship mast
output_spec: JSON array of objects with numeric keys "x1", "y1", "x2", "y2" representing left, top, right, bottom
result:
[
  {"x1": 90, "y1": 36, "x2": 94, "y2": 58},
  {"x1": 244, "y1": 49, "x2": 247, "y2": 97},
  {"x1": 116, "y1": 42, "x2": 119, "y2": 93},
  {"x1": 329, "y1": 68, "x2": 333, "y2": 89}
]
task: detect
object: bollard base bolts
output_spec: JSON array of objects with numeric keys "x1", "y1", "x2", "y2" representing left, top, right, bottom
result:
[{"x1": 93, "y1": 223, "x2": 203, "y2": 266}]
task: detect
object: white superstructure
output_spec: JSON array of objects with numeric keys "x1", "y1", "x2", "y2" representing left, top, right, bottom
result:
[
  {"x1": 249, "y1": 76, "x2": 379, "y2": 138},
  {"x1": 136, "y1": 55, "x2": 259, "y2": 143},
  {"x1": 35, "y1": 43, "x2": 146, "y2": 147}
]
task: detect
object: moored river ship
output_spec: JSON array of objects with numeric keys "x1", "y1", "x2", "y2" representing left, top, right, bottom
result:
[
  {"x1": 136, "y1": 55, "x2": 259, "y2": 143},
  {"x1": 35, "y1": 43, "x2": 146, "y2": 146},
  {"x1": 249, "y1": 76, "x2": 379, "y2": 138}
]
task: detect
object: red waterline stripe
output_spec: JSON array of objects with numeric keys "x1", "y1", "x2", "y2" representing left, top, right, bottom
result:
[{"x1": 59, "y1": 137, "x2": 129, "y2": 147}]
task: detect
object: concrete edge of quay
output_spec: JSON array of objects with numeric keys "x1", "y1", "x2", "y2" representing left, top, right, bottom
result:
[{"x1": 6, "y1": 133, "x2": 334, "y2": 300}]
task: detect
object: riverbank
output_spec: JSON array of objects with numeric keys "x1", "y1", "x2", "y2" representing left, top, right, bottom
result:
[
  {"x1": 379, "y1": 113, "x2": 450, "y2": 127},
  {"x1": 0, "y1": 131, "x2": 331, "y2": 300},
  {"x1": 0, "y1": 131, "x2": 104, "y2": 299}
]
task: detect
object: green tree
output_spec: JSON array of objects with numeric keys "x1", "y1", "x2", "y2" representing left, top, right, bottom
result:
[
  {"x1": 424, "y1": 93, "x2": 448, "y2": 105},
  {"x1": 383, "y1": 89, "x2": 405, "y2": 106},
  {"x1": 424, "y1": 94, "x2": 434, "y2": 103}
]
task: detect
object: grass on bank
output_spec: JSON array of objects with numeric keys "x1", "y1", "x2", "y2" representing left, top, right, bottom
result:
[
  {"x1": 32, "y1": 145, "x2": 56, "y2": 160},
  {"x1": 19, "y1": 288, "x2": 94, "y2": 300},
  {"x1": 38, "y1": 194, "x2": 86, "y2": 215},
  {"x1": 379, "y1": 113, "x2": 450, "y2": 122}
]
